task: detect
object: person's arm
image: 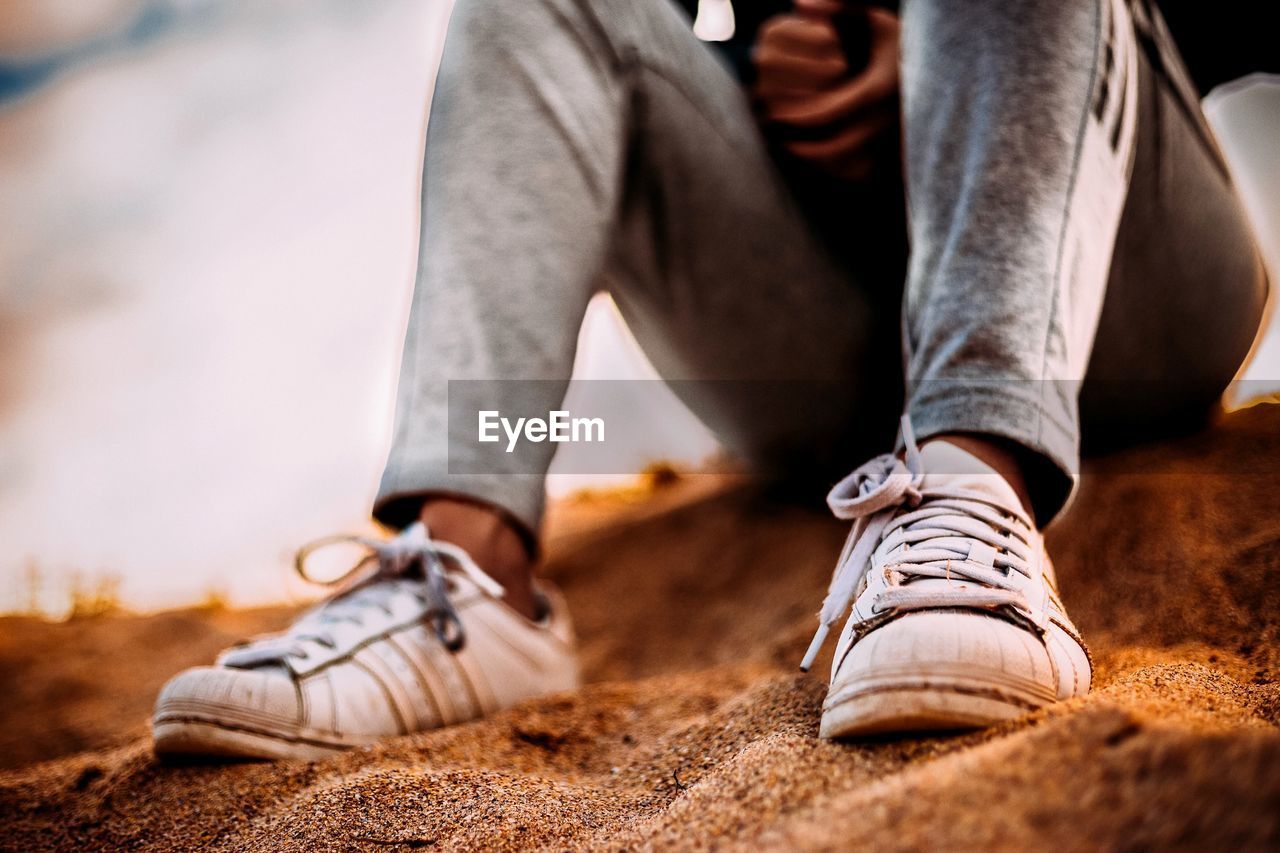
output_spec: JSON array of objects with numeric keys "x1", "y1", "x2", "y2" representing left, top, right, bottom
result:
[{"x1": 752, "y1": 0, "x2": 901, "y2": 181}]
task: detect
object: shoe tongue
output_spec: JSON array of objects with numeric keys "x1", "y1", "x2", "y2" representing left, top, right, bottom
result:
[
  {"x1": 917, "y1": 441, "x2": 1020, "y2": 510},
  {"x1": 901, "y1": 442, "x2": 1021, "y2": 594}
]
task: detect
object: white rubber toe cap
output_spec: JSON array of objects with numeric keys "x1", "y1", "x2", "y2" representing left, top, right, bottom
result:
[
  {"x1": 822, "y1": 611, "x2": 1081, "y2": 738},
  {"x1": 153, "y1": 666, "x2": 304, "y2": 754}
]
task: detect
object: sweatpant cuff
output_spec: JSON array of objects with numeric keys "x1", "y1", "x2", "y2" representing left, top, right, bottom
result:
[
  {"x1": 373, "y1": 466, "x2": 545, "y2": 559},
  {"x1": 906, "y1": 383, "x2": 1080, "y2": 526}
]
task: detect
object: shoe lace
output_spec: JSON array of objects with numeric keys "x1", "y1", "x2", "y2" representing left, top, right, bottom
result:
[
  {"x1": 222, "y1": 523, "x2": 504, "y2": 667},
  {"x1": 799, "y1": 416, "x2": 1036, "y2": 672}
]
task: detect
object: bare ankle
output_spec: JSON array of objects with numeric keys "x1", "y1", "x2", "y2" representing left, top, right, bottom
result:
[{"x1": 418, "y1": 499, "x2": 539, "y2": 619}]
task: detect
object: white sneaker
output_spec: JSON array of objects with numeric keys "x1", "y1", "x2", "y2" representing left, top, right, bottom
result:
[
  {"x1": 802, "y1": 418, "x2": 1091, "y2": 738},
  {"x1": 152, "y1": 524, "x2": 579, "y2": 760}
]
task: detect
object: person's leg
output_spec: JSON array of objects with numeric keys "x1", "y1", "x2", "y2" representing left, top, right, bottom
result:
[
  {"x1": 810, "y1": 0, "x2": 1118, "y2": 731},
  {"x1": 897, "y1": 0, "x2": 1267, "y2": 523},
  {"x1": 1078, "y1": 0, "x2": 1268, "y2": 452},
  {"x1": 897, "y1": 0, "x2": 1137, "y2": 521},
  {"x1": 812, "y1": 0, "x2": 1268, "y2": 738},
  {"x1": 373, "y1": 0, "x2": 901, "y2": 614}
]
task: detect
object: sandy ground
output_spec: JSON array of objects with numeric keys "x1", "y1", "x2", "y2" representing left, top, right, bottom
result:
[{"x1": 1, "y1": 405, "x2": 1278, "y2": 850}]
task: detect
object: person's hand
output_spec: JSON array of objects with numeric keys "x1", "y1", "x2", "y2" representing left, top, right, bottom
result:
[{"x1": 752, "y1": 0, "x2": 901, "y2": 181}]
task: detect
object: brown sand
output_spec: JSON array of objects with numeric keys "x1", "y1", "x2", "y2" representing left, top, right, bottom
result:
[{"x1": 1, "y1": 405, "x2": 1278, "y2": 850}]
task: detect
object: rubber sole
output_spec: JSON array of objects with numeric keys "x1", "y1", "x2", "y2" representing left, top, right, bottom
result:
[
  {"x1": 819, "y1": 685, "x2": 1038, "y2": 739},
  {"x1": 152, "y1": 718, "x2": 356, "y2": 762}
]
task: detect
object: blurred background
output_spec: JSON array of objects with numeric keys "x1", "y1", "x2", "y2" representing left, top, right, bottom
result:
[{"x1": 1, "y1": 0, "x2": 1277, "y2": 616}]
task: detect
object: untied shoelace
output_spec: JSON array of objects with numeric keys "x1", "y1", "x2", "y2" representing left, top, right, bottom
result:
[
  {"x1": 221, "y1": 523, "x2": 504, "y2": 667},
  {"x1": 799, "y1": 416, "x2": 1037, "y2": 672}
]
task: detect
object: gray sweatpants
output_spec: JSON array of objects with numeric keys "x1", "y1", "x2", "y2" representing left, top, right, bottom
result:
[{"x1": 373, "y1": 0, "x2": 1267, "y2": 541}]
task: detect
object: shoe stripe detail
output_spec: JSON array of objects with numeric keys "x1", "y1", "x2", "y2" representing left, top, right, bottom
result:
[
  {"x1": 440, "y1": 641, "x2": 480, "y2": 722},
  {"x1": 373, "y1": 637, "x2": 445, "y2": 732},
  {"x1": 350, "y1": 651, "x2": 410, "y2": 736},
  {"x1": 321, "y1": 670, "x2": 338, "y2": 732},
  {"x1": 296, "y1": 674, "x2": 311, "y2": 729},
  {"x1": 431, "y1": 629, "x2": 473, "y2": 724},
  {"x1": 452, "y1": 641, "x2": 497, "y2": 717},
  {"x1": 389, "y1": 630, "x2": 449, "y2": 727},
  {"x1": 364, "y1": 640, "x2": 435, "y2": 734},
  {"x1": 400, "y1": 627, "x2": 465, "y2": 726},
  {"x1": 385, "y1": 633, "x2": 445, "y2": 731}
]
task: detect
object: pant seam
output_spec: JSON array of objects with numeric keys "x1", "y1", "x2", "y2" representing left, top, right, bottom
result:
[{"x1": 1035, "y1": 0, "x2": 1105, "y2": 450}]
